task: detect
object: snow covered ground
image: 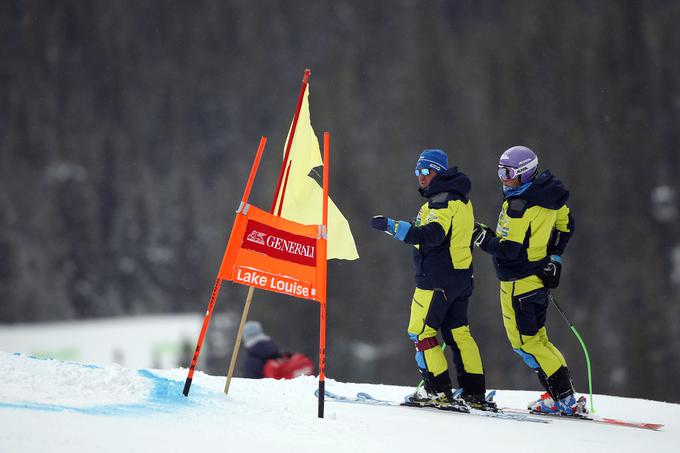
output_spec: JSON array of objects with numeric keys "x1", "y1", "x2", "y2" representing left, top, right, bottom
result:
[{"x1": 1, "y1": 352, "x2": 678, "y2": 453}]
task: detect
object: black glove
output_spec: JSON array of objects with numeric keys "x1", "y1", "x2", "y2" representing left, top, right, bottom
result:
[
  {"x1": 370, "y1": 215, "x2": 389, "y2": 231},
  {"x1": 472, "y1": 222, "x2": 494, "y2": 250},
  {"x1": 540, "y1": 255, "x2": 562, "y2": 288}
]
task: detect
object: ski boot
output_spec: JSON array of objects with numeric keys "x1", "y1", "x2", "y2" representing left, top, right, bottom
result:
[
  {"x1": 459, "y1": 389, "x2": 500, "y2": 413},
  {"x1": 528, "y1": 392, "x2": 588, "y2": 416},
  {"x1": 433, "y1": 390, "x2": 469, "y2": 413},
  {"x1": 564, "y1": 395, "x2": 588, "y2": 416},
  {"x1": 403, "y1": 389, "x2": 469, "y2": 413},
  {"x1": 403, "y1": 388, "x2": 438, "y2": 408}
]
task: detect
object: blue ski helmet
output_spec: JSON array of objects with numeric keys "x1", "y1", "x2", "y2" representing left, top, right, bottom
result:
[{"x1": 498, "y1": 146, "x2": 539, "y2": 183}]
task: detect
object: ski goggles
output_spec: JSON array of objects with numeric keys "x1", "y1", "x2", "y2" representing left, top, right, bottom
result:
[
  {"x1": 415, "y1": 168, "x2": 432, "y2": 177},
  {"x1": 498, "y1": 165, "x2": 519, "y2": 181}
]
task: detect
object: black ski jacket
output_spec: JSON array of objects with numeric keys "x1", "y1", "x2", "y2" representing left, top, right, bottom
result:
[{"x1": 403, "y1": 167, "x2": 474, "y2": 289}]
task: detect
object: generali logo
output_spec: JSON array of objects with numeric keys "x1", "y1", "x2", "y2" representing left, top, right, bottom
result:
[
  {"x1": 246, "y1": 230, "x2": 266, "y2": 245},
  {"x1": 242, "y1": 220, "x2": 316, "y2": 266}
]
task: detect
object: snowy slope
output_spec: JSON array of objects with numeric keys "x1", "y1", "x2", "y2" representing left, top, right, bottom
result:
[{"x1": 1, "y1": 352, "x2": 677, "y2": 453}]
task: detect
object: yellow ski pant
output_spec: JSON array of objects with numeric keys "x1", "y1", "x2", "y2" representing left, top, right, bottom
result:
[
  {"x1": 500, "y1": 275, "x2": 567, "y2": 378},
  {"x1": 407, "y1": 287, "x2": 484, "y2": 379}
]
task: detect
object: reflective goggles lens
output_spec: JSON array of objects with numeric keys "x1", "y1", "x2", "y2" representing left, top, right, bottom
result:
[
  {"x1": 498, "y1": 165, "x2": 518, "y2": 181},
  {"x1": 415, "y1": 168, "x2": 432, "y2": 177}
]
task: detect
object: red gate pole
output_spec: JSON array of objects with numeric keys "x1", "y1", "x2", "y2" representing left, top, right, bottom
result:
[
  {"x1": 271, "y1": 69, "x2": 311, "y2": 214},
  {"x1": 317, "y1": 132, "x2": 330, "y2": 418},
  {"x1": 275, "y1": 161, "x2": 293, "y2": 217},
  {"x1": 183, "y1": 136, "x2": 268, "y2": 397}
]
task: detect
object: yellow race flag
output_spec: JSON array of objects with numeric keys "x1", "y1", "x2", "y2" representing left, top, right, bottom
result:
[{"x1": 275, "y1": 86, "x2": 359, "y2": 260}]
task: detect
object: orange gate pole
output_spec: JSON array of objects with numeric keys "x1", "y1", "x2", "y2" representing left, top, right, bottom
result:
[{"x1": 183, "y1": 136, "x2": 267, "y2": 397}]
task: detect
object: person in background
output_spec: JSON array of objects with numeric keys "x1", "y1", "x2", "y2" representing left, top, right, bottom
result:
[
  {"x1": 242, "y1": 321, "x2": 281, "y2": 379},
  {"x1": 472, "y1": 145, "x2": 586, "y2": 416},
  {"x1": 370, "y1": 149, "x2": 493, "y2": 411},
  {"x1": 241, "y1": 320, "x2": 314, "y2": 379}
]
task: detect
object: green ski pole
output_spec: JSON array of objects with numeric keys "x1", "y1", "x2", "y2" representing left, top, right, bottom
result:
[{"x1": 548, "y1": 292, "x2": 595, "y2": 414}]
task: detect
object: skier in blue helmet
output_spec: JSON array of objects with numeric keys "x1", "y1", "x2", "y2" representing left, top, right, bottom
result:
[
  {"x1": 472, "y1": 145, "x2": 587, "y2": 416},
  {"x1": 370, "y1": 149, "x2": 493, "y2": 411}
]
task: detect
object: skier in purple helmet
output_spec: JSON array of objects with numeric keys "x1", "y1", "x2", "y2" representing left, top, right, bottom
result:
[{"x1": 472, "y1": 145, "x2": 587, "y2": 416}]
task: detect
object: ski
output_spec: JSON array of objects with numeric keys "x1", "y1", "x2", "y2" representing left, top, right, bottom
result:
[
  {"x1": 360, "y1": 391, "x2": 468, "y2": 413},
  {"x1": 315, "y1": 389, "x2": 550, "y2": 424},
  {"x1": 500, "y1": 406, "x2": 664, "y2": 431}
]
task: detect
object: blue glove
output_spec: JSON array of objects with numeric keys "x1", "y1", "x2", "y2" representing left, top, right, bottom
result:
[{"x1": 370, "y1": 215, "x2": 411, "y2": 241}]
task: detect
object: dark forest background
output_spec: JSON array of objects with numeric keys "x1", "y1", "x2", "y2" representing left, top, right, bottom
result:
[{"x1": 2, "y1": 0, "x2": 680, "y2": 403}]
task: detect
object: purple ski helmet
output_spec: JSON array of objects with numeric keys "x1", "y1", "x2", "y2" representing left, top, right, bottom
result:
[{"x1": 498, "y1": 146, "x2": 539, "y2": 184}]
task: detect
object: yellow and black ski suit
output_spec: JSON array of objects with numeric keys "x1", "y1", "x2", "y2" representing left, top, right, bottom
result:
[
  {"x1": 479, "y1": 170, "x2": 575, "y2": 400},
  {"x1": 401, "y1": 167, "x2": 486, "y2": 397}
]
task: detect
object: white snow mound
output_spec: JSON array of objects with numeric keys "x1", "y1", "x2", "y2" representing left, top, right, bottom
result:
[{"x1": 1, "y1": 352, "x2": 678, "y2": 453}]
